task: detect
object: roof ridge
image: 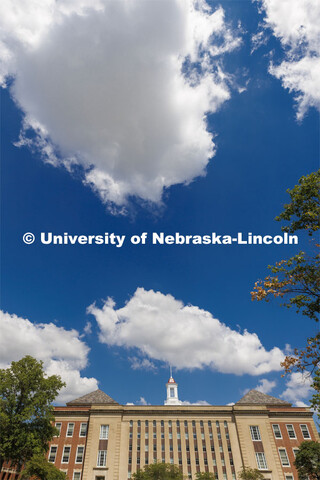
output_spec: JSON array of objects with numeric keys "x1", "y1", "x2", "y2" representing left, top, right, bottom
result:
[
  {"x1": 67, "y1": 388, "x2": 119, "y2": 406},
  {"x1": 236, "y1": 389, "x2": 291, "y2": 406}
]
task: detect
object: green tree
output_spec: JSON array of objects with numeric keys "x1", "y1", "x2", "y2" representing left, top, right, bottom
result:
[
  {"x1": 294, "y1": 441, "x2": 320, "y2": 480},
  {"x1": 238, "y1": 467, "x2": 265, "y2": 480},
  {"x1": 195, "y1": 472, "x2": 215, "y2": 480},
  {"x1": 132, "y1": 462, "x2": 183, "y2": 480},
  {"x1": 251, "y1": 169, "x2": 320, "y2": 321},
  {"x1": 0, "y1": 355, "x2": 65, "y2": 473},
  {"x1": 20, "y1": 454, "x2": 67, "y2": 480},
  {"x1": 251, "y1": 170, "x2": 320, "y2": 414},
  {"x1": 275, "y1": 169, "x2": 320, "y2": 236}
]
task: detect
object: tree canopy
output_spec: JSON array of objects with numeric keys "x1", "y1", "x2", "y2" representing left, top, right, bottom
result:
[
  {"x1": 238, "y1": 467, "x2": 265, "y2": 480},
  {"x1": 20, "y1": 454, "x2": 67, "y2": 480},
  {"x1": 251, "y1": 170, "x2": 320, "y2": 415},
  {"x1": 294, "y1": 441, "x2": 320, "y2": 480},
  {"x1": 132, "y1": 463, "x2": 183, "y2": 480},
  {"x1": 0, "y1": 355, "x2": 65, "y2": 472}
]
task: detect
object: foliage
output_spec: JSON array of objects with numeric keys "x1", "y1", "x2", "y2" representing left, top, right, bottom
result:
[
  {"x1": 275, "y1": 169, "x2": 320, "y2": 236},
  {"x1": 238, "y1": 467, "x2": 265, "y2": 480},
  {"x1": 294, "y1": 441, "x2": 320, "y2": 480},
  {"x1": 252, "y1": 170, "x2": 320, "y2": 416},
  {"x1": 251, "y1": 251, "x2": 320, "y2": 321},
  {"x1": 0, "y1": 356, "x2": 65, "y2": 471},
  {"x1": 20, "y1": 454, "x2": 67, "y2": 480},
  {"x1": 132, "y1": 462, "x2": 183, "y2": 480},
  {"x1": 195, "y1": 473, "x2": 215, "y2": 480}
]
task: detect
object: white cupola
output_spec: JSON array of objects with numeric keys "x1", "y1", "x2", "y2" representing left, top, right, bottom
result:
[{"x1": 164, "y1": 369, "x2": 182, "y2": 405}]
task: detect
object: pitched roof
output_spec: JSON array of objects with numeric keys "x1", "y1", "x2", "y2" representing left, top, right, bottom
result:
[
  {"x1": 236, "y1": 389, "x2": 291, "y2": 406},
  {"x1": 67, "y1": 389, "x2": 119, "y2": 406}
]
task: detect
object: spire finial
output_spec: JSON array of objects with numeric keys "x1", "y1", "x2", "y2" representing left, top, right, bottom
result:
[{"x1": 170, "y1": 365, "x2": 172, "y2": 378}]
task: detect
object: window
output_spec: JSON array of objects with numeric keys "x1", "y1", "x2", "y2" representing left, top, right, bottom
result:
[
  {"x1": 285, "y1": 476, "x2": 294, "y2": 480},
  {"x1": 300, "y1": 424, "x2": 311, "y2": 439},
  {"x1": 216, "y1": 421, "x2": 220, "y2": 427},
  {"x1": 80, "y1": 423, "x2": 87, "y2": 437},
  {"x1": 177, "y1": 433, "x2": 181, "y2": 439},
  {"x1": 138, "y1": 421, "x2": 141, "y2": 427},
  {"x1": 185, "y1": 433, "x2": 189, "y2": 439},
  {"x1": 55, "y1": 423, "x2": 61, "y2": 436},
  {"x1": 200, "y1": 420, "x2": 204, "y2": 427},
  {"x1": 76, "y1": 446, "x2": 84, "y2": 463},
  {"x1": 250, "y1": 426, "x2": 261, "y2": 441},
  {"x1": 97, "y1": 450, "x2": 107, "y2": 467},
  {"x1": 153, "y1": 420, "x2": 156, "y2": 427},
  {"x1": 255, "y1": 452, "x2": 267, "y2": 470},
  {"x1": 169, "y1": 433, "x2": 172, "y2": 439},
  {"x1": 153, "y1": 433, "x2": 157, "y2": 439},
  {"x1": 67, "y1": 423, "x2": 74, "y2": 437},
  {"x1": 48, "y1": 445, "x2": 57, "y2": 462},
  {"x1": 145, "y1": 420, "x2": 149, "y2": 427},
  {"x1": 224, "y1": 421, "x2": 228, "y2": 428},
  {"x1": 176, "y1": 420, "x2": 180, "y2": 427},
  {"x1": 293, "y1": 448, "x2": 299, "y2": 458},
  {"x1": 73, "y1": 473, "x2": 81, "y2": 480},
  {"x1": 145, "y1": 433, "x2": 149, "y2": 439},
  {"x1": 219, "y1": 446, "x2": 223, "y2": 453},
  {"x1": 100, "y1": 425, "x2": 109, "y2": 439},
  {"x1": 168, "y1": 420, "x2": 172, "y2": 427},
  {"x1": 130, "y1": 420, "x2": 133, "y2": 427},
  {"x1": 286, "y1": 424, "x2": 296, "y2": 439},
  {"x1": 62, "y1": 446, "x2": 71, "y2": 463},
  {"x1": 279, "y1": 448, "x2": 290, "y2": 467},
  {"x1": 145, "y1": 445, "x2": 149, "y2": 452},
  {"x1": 272, "y1": 424, "x2": 282, "y2": 439}
]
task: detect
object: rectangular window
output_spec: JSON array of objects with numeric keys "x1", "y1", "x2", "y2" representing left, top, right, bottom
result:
[
  {"x1": 62, "y1": 446, "x2": 71, "y2": 463},
  {"x1": 250, "y1": 426, "x2": 261, "y2": 441},
  {"x1": 67, "y1": 423, "x2": 74, "y2": 437},
  {"x1": 55, "y1": 423, "x2": 62, "y2": 437},
  {"x1": 279, "y1": 449, "x2": 290, "y2": 466},
  {"x1": 293, "y1": 448, "x2": 299, "y2": 458},
  {"x1": 48, "y1": 445, "x2": 57, "y2": 462},
  {"x1": 286, "y1": 424, "x2": 296, "y2": 439},
  {"x1": 80, "y1": 423, "x2": 87, "y2": 437},
  {"x1": 76, "y1": 446, "x2": 85, "y2": 463},
  {"x1": 73, "y1": 473, "x2": 81, "y2": 480},
  {"x1": 100, "y1": 425, "x2": 109, "y2": 439},
  {"x1": 300, "y1": 424, "x2": 311, "y2": 439},
  {"x1": 285, "y1": 476, "x2": 294, "y2": 480},
  {"x1": 97, "y1": 450, "x2": 107, "y2": 467},
  {"x1": 272, "y1": 424, "x2": 282, "y2": 439},
  {"x1": 255, "y1": 452, "x2": 267, "y2": 470}
]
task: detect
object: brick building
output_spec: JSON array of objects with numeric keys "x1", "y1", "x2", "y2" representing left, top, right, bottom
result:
[{"x1": 0, "y1": 375, "x2": 318, "y2": 480}]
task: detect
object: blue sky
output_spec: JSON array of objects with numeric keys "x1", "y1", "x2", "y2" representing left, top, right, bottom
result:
[{"x1": 0, "y1": 0, "x2": 319, "y2": 406}]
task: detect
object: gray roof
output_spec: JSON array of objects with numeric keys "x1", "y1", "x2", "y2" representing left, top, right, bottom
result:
[
  {"x1": 236, "y1": 389, "x2": 291, "y2": 406},
  {"x1": 67, "y1": 389, "x2": 118, "y2": 406}
]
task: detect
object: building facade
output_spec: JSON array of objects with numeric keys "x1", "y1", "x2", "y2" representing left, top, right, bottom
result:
[{"x1": 0, "y1": 377, "x2": 318, "y2": 480}]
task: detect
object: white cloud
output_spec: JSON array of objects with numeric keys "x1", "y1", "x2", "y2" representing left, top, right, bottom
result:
[
  {"x1": 138, "y1": 397, "x2": 150, "y2": 406},
  {"x1": 0, "y1": 310, "x2": 98, "y2": 403},
  {"x1": 280, "y1": 372, "x2": 313, "y2": 406},
  {"x1": 255, "y1": 378, "x2": 276, "y2": 394},
  {"x1": 0, "y1": 0, "x2": 241, "y2": 211},
  {"x1": 256, "y1": 0, "x2": 320, "y2": 119},
  {"x1": 129, "y1": 357, "x2": 157, "y2": 372},
  {"x1": 181, "y1": 400, "x2": 210, "y2": 406},
  {"x1": 89, "y1": 287, "x2": 284, "y2": 375},
  {"x1": 84, "y1": 321, "x2": 92, "y2": 335}
]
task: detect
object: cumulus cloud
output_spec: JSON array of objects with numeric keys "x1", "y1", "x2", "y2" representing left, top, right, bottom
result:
[
  {"x1": 88, "y1": 287, "x2": 284, "y2": 375},
  {"x1": 0, "y1": 310, "x2": 98, "y2": 403},
  {"x1": 256, "y1": 0, "x2": 320, "y2": 119},
  {"x1": 280, "y1": 371, "x2": 313, "y2": 406},
  {"x1": 181, "y1": 400, "x2": 210, "y2": 406},
  {"x1": 129, "y1": 357, "x2": 157, "y2": 372},
  {"x1": 0, "y1": 0, "x2": 241, "y2": 211},
  {"x1": 255, "y1": 378, "x2": 276, "y2": 394}
]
